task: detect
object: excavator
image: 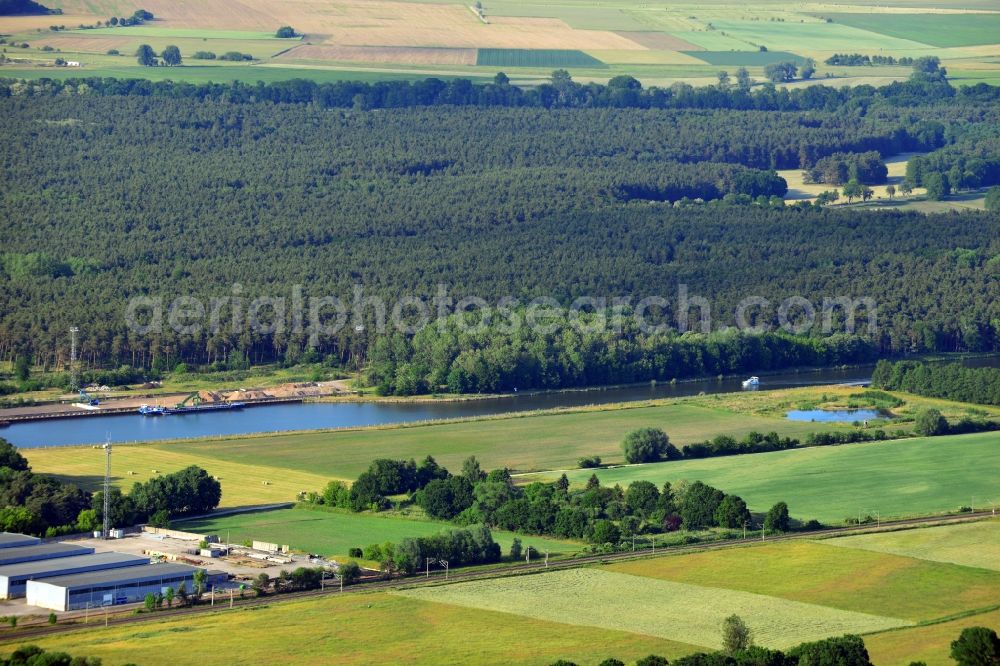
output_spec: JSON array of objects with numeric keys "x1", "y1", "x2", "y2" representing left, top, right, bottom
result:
[
  {"x1": 175, "y1": 392, "x2": 202, "y2": 409},
  {"x1": 78, "y1": 389, "x2": 99, "y2": 406}
]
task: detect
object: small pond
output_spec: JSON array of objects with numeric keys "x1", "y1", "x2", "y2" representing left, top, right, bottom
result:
[{"x1": 786, "y1": 408, "x2": 887, "y2": 423}]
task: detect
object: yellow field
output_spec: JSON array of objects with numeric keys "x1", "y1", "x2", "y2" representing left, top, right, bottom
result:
[
  {"x1": 867, "y1": 609, "x2": 1000, "y2": 666},
  {"x1": 3, "y1": 591, "x2": 697, "y2": 665},
  {"x1": 25, "y1": 443, "x2": 328, "y2": 509},
  {"x1": 827, "y1": 521, "x2": 1000, "y2": 572}
]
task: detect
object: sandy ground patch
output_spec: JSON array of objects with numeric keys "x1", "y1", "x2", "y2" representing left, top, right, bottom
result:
[
  {"x1": 614, "y1": 30, "x2": 703, "y2": 51},
  {"x1": 279, "y1": 43, "x2": 477, "y2": 65}
]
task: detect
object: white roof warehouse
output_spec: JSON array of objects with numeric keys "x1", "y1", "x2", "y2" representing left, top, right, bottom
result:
[
  {"x1": 27, "y1": 562, "x2": 214, "y2": 611},
  {"x1": 0, "y1": 552, "x2": 149, "y2": 599}
]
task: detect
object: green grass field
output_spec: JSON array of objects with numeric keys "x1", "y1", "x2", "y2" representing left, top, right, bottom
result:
[
  {"x1": 6, "y1": 592, "x2": 700, "y2": 665},
  {"x1": 608, "y1": 535, "x2": 1000, "y2": 621},
  {"x1": 476, "y1": 49, "x2": 606, "y2": 68},
  {"x1": 710, "y1": 19, "x2": 931, "y2": 52},
  {"x1": 826, "y1": 13, "x2": 1000, "y2": 48},
  {"x1": 686, "y1": 51, "x2": 808, "y2": 66},
  {"x1": 826, "y1": 521, "x2": 1000, "y2": 572},
  {"x1": 398, "y1": 568, "x2": 910, "y2": 649},
  {"x1": 178, "y1": 506, "x2": 582, "y2": 559},
  {"x1": 522, "y1": 432, "x2": 1000, "y2": 523}
]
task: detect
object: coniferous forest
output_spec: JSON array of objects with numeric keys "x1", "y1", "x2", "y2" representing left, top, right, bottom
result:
[{"x1": 1, "y1": 75, "x2": 998, "y2": 392}]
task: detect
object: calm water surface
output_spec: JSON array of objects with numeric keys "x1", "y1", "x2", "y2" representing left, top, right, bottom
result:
[{"x1": 6, "y1": 356, "x2": 996, "y2": 448}]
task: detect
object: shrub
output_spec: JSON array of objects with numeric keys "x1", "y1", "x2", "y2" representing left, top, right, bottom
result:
[{"x1": 914, "y1": 408, "x2": 948, "y2": 436}]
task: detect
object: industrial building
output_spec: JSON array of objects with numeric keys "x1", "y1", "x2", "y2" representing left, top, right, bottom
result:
[
  {"x1": 0, "y1": 552, "x2": 149, "y2": 599},
  {"x1": 0, "y1": 542, "x2": 93, "y2": 567},
  {"x1": 27, "y1": 562, "x2": 212, "y2": 611},
  {"x1": 0, "y1": 533, "x2": 41, "y2": 550}
]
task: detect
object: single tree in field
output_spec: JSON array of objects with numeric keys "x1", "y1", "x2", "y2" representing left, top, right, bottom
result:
[
  {"x1": 800, "y1": 58, "x2": 816, "y2": 80},
  {"x1": 717, "y1": 70, "x2": 731, "y2": 90},
  {"x1": 509, "y1": 537, "x2": 522, "y2": 560},
  {"x1": 899, "y1": 180, "x2": 914, "y2": 196},
  {"x1": 722, "y1": 614, "x2": 753, "y2": 654},
  {"x1": 861, "y1": 184, "x2": 874, "y2": 202},
  {"x1": 135, "y1": 43, "x2": 156, "y2": 66},
  {"x1": 764, "y1": 61, "x2": 797, "y2": 83},
  {"x1": 950, "y1": 626, "x2": 1000, "y2": 666},
  {"x1": 885, "y1": 184, "x2": 896, "y2": 199},
  {"x1": 161, "y1": 44, "x2": 181, "y2": 66},
  {"x1": 764, "y1": 501, "x2": 790, "y2": 532},
  {"x1": 621, "y1": 427, "x2": 674, "y2": 463},
  {"x1": 736, "y1": 67, "x2": 752, "y2": 92},
  {"x1": 275, "y1": 26, "x2": 297, "y2": 38},
  {"x1": 842, "y1": 179, "x2": 863, "y2": 203}
]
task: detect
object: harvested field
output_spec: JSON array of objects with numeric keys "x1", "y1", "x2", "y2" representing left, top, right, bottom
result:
[
  {"x1": 47, "y1": 0, "x2": 646, "y2": 51},
  {"x1": 0, "y1": 14, "x2": 97, "y2": 31},
  {"x1": 614, "y1": 31, "x2": 703, "y2": 51},
  {"x1": 279, "y1": 44, "x2": 477, "y2": 66},
  {"x1": 398, "y1": 568, "x2": 910, "y2": 649},
  {"x1": 30, "y1": 35, "x2": 134, "y2": 53},
  {"x1": 826, "y1": 520, "x2": 1000, "y2": 572}
]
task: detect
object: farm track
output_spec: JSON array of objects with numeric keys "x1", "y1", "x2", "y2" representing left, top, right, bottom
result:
[{"x1": 1, "y1": 511, "x2": 994, "y2": 644}]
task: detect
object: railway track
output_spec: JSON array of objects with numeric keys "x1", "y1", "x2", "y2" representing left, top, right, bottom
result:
[{"x1": 1, "y1": 510, "x2": 994, "y2": 643}]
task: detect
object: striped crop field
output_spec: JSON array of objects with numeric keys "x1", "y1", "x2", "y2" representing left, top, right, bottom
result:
[
  {"x1": 397, "y1": 568, "x2": 910, "y2": 649},
  {"x1": 476, "y1": 48, "x2": 606, "y2": 68}
]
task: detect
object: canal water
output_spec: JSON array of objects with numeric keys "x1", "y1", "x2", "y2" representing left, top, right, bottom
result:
[
  {"x1": 5, "y1": 356, "x2": 996, "y2": 448},
  {"x1": 5, "y1": 366, "x2": 873, "y2": 448}
]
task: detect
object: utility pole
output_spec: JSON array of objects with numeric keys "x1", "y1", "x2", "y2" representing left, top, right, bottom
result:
[
  {"x1": 761, "y1": 526, "x2": 765, "y2": 542},
  {"x1": 102, "y1": 436, "x2": 112, "y2": 539},
  {"x1": 544, "y1": 551, "x2": 549, "y2": 568},
  {"x1": 426, "y1": 557, "x2": 433, "y2": 577}
]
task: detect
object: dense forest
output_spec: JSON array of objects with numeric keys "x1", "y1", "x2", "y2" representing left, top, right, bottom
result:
[
  {"x1": 872, "y1": 360, "x2": 1000, "y2": 406},
  {"x1": 1, "y1": 76, "x2": 999, "y2": 392}
]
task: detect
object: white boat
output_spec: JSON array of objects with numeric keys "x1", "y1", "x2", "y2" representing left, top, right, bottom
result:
[{"x1": 742, "y1": 376, "x2": 760, "y2": 389}]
